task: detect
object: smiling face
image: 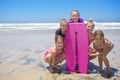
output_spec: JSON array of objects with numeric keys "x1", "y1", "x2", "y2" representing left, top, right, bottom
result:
[
  {"x1": 71, "y1": 11, "x2": 80, "y2": 23},
  {"x1": 56, "y1": 36, "x2": 64, "y2": 50},
  {"x1": 94, "y1": 30, "x2": 104, "y2": 41},
  {"x1": 86, "y1": 22, "x2": 94, "y2": 32},
  {"x1": 60, "y1": 20, "x2": 68, "y2": 34}
]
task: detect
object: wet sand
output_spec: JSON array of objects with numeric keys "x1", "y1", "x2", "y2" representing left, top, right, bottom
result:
[{"x1": 0, "y1": 29, "x2": 120, "y2": 80}]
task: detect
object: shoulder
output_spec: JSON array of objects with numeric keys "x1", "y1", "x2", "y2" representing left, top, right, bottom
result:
[{"x1": 104, "y1": 38, "x2": 112, "y2": 45}]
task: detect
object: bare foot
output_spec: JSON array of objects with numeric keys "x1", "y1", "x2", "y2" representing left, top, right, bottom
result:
[
  {"x1": 107, "y1": 70, "x2": 111, "y2": 78},
  {"x1": 97, "y1": 68, "x2": 102, "y2": 74}
]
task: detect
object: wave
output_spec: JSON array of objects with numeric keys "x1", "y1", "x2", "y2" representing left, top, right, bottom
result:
[
  {"x1": 0, "y1": 22, "x2": 120, "y2": 31},
  {"x1": 0, "y1": 23, "x2": 59, "y2": 31},
  {"x1": 95, "y1": 22, "x2": 120, "y2": 29}
]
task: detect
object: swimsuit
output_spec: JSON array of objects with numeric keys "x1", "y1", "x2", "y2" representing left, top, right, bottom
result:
[
  {"x1": 44, "y1": 49, "x2": 50, "y2": 58},
  {"x1": 95, "y1": 40, "x2": 104, "y2": 52},
  {"x1": 95, "y1": 39, "x2": 111, "y2": 52},
  {"x1": 44, "y1": 48, "x2": 61, "y2": 58}
]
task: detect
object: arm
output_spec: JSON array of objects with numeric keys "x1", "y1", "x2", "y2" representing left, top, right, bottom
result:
[
  {"x1": 90, "y1": 52, "x2": 99, "y2": 56},
  {"x1": 89, "y1": 46, "x2": 97, "y2": 53},
  {"x1": 54, "y1": 54, "x2": 65, "y2": 65},
  {"x1": 53, "y1": 51, "x2": 65, "y2": 65},
  {"x1": 93, "y1": 41, "x2": 98, "y2": 53},
  {"x1": 51, "y1": 51, "x2": 56, "y2": 66}
]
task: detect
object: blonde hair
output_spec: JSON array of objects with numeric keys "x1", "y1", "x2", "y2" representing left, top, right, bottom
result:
[
  {"x1": 86, "y1": 18, "x2": 95, "y2": 27},
  {"x1": 94, "y1": 29, "x2": 104, "y2": 40},
  {"x1": 60, "y1": 19, "x2": 68, "y2": 27}
]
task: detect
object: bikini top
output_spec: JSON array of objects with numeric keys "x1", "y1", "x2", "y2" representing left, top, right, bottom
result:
[{"x1": 94, "y1": 40, "x2": 104, "y2": 52}]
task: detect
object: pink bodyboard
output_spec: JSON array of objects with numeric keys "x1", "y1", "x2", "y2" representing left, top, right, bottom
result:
[{"x1": 64, "y1": 23, "x2": 89, "y2": 74}]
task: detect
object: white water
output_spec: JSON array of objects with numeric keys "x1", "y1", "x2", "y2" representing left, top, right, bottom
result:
[{"x1": 0, "y1": 22, "x2": 120, "y2": 31}]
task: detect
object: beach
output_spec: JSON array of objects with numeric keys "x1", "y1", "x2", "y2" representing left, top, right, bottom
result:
[{"x1": 0, "y1": 29, "x2": 120, "y2": 80}]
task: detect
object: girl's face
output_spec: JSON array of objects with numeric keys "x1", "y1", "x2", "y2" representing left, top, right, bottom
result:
[
  {"x1": 71, "y1": 11, "x2": 79, "y2": 23},
  {"x1": 56, "y1": 39, "x2": 64, "y2": 50},
  {"x1": 95, "y1": 33, "x2": 102, "y2": 41},
  {"x1": 86, "y1": 23, "x2": 94, "y2": 32},
  {"x1": 60, "y1": 21, "x2": 68, "y2": 33}
]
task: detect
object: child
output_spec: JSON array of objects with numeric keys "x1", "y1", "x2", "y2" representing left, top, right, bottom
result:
[
  {"x1": 69, "y1": 10, "x2": 83, "y2": 23},
  {"x1": 86, "y1": 18, "x2": 95, "y2": 44},
  {"x1": 86, "y1": 18, "x2": 98, "y2": 60},
  {"x1": 65, "y1": 10, "x2": 88, "y2": 73},
  {"x1": 55, "y1": 19, "x2": 68, "y2": 41},
  {"x1": 44, "y1": 35, "x2": 65, "y2": 74},
  {"x1": 93, "y1": 29, "x2": 114, "y2": 78}
]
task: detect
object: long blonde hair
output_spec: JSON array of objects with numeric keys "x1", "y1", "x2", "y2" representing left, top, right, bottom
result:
[{"x1": 60, "y1": 19, "x2": 68, "y2": 27}]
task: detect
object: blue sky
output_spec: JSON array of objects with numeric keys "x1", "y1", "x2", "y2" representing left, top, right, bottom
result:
[{"x1": 0, "y1": 0, "x2": 120, "y2": 23}]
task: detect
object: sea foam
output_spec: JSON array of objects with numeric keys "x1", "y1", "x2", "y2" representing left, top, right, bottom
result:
[{"x1": 0, "y1": 22, "x2": 120, "y2": 31}]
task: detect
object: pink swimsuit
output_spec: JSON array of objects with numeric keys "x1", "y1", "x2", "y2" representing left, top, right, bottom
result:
[
  {"x1": 44, "y1": 48, "x2": 61, "y2": 58},
  {"x1": 44, "y1": 49, "x2": 50, "y2": 58}
]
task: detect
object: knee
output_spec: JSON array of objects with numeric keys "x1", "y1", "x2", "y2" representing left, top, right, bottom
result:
[
  {"x1": 98, "y1": 55, "x2": 102, "y2": 58},
  {"x1": 44, "y1": 56, "x2": 51, "y2": 64},
  {"x1": 102, "y1": 55, "x2": 107, "y2": 60}
]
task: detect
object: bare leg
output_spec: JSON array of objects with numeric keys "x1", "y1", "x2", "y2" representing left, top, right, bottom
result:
[
  {"x1": 44, "y1": 55, "x2": 52, "y2": 65},
  {"x1": 44, "y1": 56, "x2": 55, "y2": 73},
  {"x1": 102, "y1": 43, "x2": 114, "y2": 77},
  {"x1": 54, "y1": 54, "x2": 65, "y2": 65},
  {"x1": 98, "y1": 55, "x2": 103, "y2": 73},
  {"x1": 102, "y1": 55, "x2": 111, "y2": 72}
]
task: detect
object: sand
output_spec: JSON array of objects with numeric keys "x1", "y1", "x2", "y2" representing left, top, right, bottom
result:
[{"x1": 0, "y1": 29, "x2": 120, "y2": 80}]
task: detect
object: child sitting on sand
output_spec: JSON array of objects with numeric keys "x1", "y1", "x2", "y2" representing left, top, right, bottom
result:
[
  {"x1": 55, "y1": 19, "x2": 68, "y2": 41},
  {"x1": 69, "y1": 10, "x2": 83, "y2": 23},
  {"x1": 93, "y1": 29, "x2": 114, "y2": 78},
  {"x1": 44, "y1": 35, "x2": 65, "y2": 74},
  {"x1": 86, "y1": 18, "x2": 99, "y2": 60}
]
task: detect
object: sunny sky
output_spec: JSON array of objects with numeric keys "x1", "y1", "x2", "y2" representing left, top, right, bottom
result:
[{"x1": 0, "y1": 0, "x2": 120, "y2": 23}]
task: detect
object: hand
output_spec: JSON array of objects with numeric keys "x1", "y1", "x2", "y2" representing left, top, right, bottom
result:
[{"x1": 96, "y1": 52, "x2": 99, "y2": 55}]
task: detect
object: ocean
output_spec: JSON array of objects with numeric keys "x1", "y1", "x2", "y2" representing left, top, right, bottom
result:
[{"x1": 0, "y1": 22, "x2": 120, "y2": 31}]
